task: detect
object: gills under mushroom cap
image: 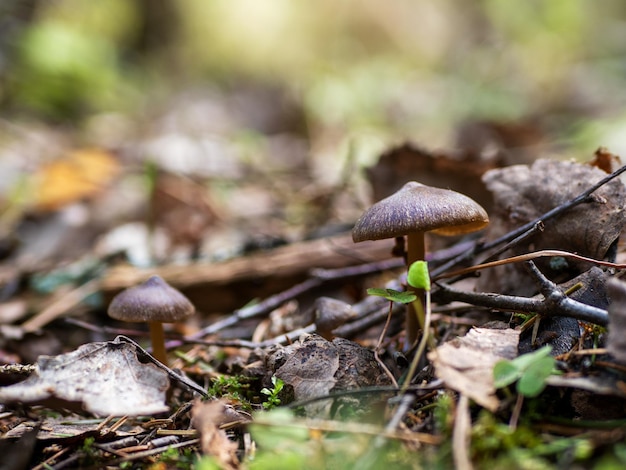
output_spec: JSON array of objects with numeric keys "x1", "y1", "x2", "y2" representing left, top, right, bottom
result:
[
  {"x1": 352, "y1": 181, "x2": 489, "y2": 242},
  {"x1": 108, "y1": 275, "x2": 195, "y2": 323}
]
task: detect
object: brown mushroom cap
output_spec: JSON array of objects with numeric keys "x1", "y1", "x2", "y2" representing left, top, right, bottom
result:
[
  {"x1": 352, "y1": 181, "x2": 489, "y2": 241},
  {"x1": 108, "y1": 275, "x2": 195, "y2": 323}
]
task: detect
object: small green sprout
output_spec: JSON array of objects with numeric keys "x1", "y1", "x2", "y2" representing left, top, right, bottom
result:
[
  {"x1": 407, "y1": 260, "x2": 431, "y2": 292},
  {"x1": 400, "y1": 261, "x2": 432, "y2": 394},
  {"x1": 261, "y1": 376, "x2": 284, "y2": 410},
  {"x1": 493, "y1": 346, "x2": 558, "y2": 398},
  {"x1": 208, "y1": 374, "x2": 250, "y2": 401}
]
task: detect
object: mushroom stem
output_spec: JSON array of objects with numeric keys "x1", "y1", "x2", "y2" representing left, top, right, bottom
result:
[
  {"x1": 406, "y1": 232, "x2": 426, "y2": 345},
  {"x1": 149, "y1": 321, "x2": 168, "y2": 366}
]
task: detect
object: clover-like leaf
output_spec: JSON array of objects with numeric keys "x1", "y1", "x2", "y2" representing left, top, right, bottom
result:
[
  {"x1": 517, "y1": 356, "x2": 555, "y2": 398},
  {"x1": 493, "y1": 360, "x2": 522, "y2": 389},
  {"x1": 367, "y1": 288, "x2": 416, "y2": 304}
]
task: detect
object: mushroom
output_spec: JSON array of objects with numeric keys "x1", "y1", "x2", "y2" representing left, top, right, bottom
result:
[
  {"x1": 313, "y1": 297, "x2": 356, "y2": 340},
  {"x1": 108, "y1": 275, "x2": 195, "y2": 366},
  {"x1": 352, "y1": 181, "x2": 489, "y2": 344}
]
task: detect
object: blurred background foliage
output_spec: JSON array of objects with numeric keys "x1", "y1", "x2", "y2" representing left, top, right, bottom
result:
[{"x1": 2, "y1": 0, "x2": 626, "y2": 160}]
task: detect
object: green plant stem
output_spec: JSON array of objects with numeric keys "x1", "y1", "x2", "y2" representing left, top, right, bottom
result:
[
  {"x1": 400, "y1": 289, "x2": 432, "y2": 395},
  {"x1": 406, "y1": 232, "x2": 426, "y2": 345}
]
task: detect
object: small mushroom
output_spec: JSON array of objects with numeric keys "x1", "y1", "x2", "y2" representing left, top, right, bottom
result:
[
  {"x1": 352, "y1": 181, "x2": 489, "y2": 344},
  {"x1": 108, "y1": 275, "x2": 195, "y2": 366},
  {"x1": 313, "y1": 297, "x2": 356, "y2": 340}
]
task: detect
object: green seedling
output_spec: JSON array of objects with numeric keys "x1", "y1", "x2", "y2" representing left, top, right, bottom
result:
[
  {"x1": 366, "y1": 262, "x2": 433, "y2": 392},
  {"x1": 208, "y1": 374, "x2": 250, "y2": 401},
  {"x1": 400, "y1": 261, "x2": 432, "y2": 393},
  {"x1": 493, "y1": 346, "x2": 557, "y2": 398},
  {"x1": 261, "y1": 376, "x2": 285, "y2": 410}
]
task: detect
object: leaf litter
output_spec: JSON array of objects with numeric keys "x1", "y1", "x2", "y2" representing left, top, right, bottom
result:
[{"x1": 3, "y1": 148, "x2": 626, "y2": 468}]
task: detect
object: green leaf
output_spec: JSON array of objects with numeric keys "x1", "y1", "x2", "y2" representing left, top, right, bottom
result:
[
  {"x1": 493, "y1": 360, "x2": 522, "y2": 388},
  {"x1": 517, "y1": 356, "x2": 555, "y2": 397},
  {"x1": 407, "y1": 261, "x2": 430, "y2": 291},
  {"x1": 366, "y1": 287, "x2": 416, "y2": 304},
  {"x1": 510, "y1": 345, "x2": 552, "y2": 371},
  {"x1": 493, "y1": 346, "x2": 555, "y2": 393}
]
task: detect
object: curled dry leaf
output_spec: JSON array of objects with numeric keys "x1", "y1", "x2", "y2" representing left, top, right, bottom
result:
[
  {"x1": 428, "y1": 327, "x2": 520, "y2": 411},
  {"x1": 0, "y1": 338, "x2": 169, "y2": 416},
  {"x1": 191, "y1": 399, "x2": 240, "y2": 470},
  {"x1": 480, "y1": 159, "x2": 626, "y2": 295}
]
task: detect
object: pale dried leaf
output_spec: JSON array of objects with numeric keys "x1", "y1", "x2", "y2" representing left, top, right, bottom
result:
[
  {"x1": 191, "y1": 399, "x2": 239, "y2": 470},
  {"x1": 452, "y1": 394, "x2": 472, "y2": 470},
  {"x1": 0, "y1": 339, "x2": 169, "y2": 416},
  {"x1": 428, "y1": 327, "x2": 520, "y2": 411}
]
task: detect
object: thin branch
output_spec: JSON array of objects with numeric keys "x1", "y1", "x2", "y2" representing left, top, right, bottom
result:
[
  {"x1": 432, "y1": 280, "x2": 608, "y2": 326},
  {"x1": 434, "y1": 249, "x2": 626, "y2": 281}
]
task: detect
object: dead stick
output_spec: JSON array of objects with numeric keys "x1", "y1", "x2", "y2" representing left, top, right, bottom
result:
[
  {"x1": 435, "y1": 249, "x2": 626, "y2": 280},
  {"x1": 433, "y1": 279, "x2": 608, "y2": 326}
]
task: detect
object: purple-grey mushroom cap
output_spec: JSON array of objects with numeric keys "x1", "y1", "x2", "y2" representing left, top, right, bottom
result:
[
  {"x1": 352, "y1": 181, "x2": 489, "y2": 242},
  {"x1": 108, "y1": 275, "x2": 195, "y2": 323}
]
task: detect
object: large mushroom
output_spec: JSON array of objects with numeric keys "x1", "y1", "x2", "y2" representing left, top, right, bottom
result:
[
  {"x1": 352, "y1": 181, "x2": 489, "y2": 344},
  {"x1": 108, "y1": 275, "x2": 195, "y2": 366}
]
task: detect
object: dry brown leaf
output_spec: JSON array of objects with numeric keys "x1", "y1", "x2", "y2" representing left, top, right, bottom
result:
[
  {"x1": 191, "y1": 399, "x2": 240, "y2": 470},
  {"x1": 34, "y1": 148, "x2": 120, "y2": 211},
  {"x1": 0, "y1": 338, "x2": 169, "y2": 416},
  {"x1": 479, "y1": 159, "x2": 626, "y2": 295},
  {"x1": 428, "y1": 327, "x2": 520, "y2": 411},
  {"x1": 366, "y1": 142, "x2": 494, "y2": 210}
]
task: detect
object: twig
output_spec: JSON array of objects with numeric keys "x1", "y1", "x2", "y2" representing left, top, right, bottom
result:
[
  {"x1": 102, "y1": 438, "x2": 200, "y2": 467},
  {"x1": 21, "y1": 278, "x2": 100, "y2": 333},
  {"x1": 373, "y1": 302, "x2": 400, "y2": 387},
  {"x1": 114, "y1": 336, "x2": 209, "y2": 398},
  {"x1": 435, "y1": 249, "x2": 626, "y2": 281},
  {"x1": 164, "y1": 258, "x2": 392, "y2": 349},
  {"x1": 432, "y1": 280, "x2": 608, "y2": 326}
]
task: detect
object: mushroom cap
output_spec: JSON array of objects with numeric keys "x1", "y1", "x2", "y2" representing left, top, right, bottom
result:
[
  {"x1": 108, "y1": 275, "x2": 195, "y2": 323},
  {"x1": 352, "y1": 181, "x2": 489, "y2": 242},
  {"x1": 314, "y1": 297, "x2": 356, "y2": 332}
]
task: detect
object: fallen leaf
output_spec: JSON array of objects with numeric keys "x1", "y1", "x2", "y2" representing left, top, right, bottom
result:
[
  {"x1": 587, "y1": 147, "x2": 622, "y2": 174},
  {"x1": 0, "y1": 338, "x2": 169, "y2": 416},
  {"x1": 34, "y1": 148, "x2": 119, "y2": 211},
  {"x1": 191, "y1": 399, "x2": 240, "y2": 470},
  {"x1": 428, "y1": 327, "x2": 520, "y2": 411},
  {"x1": 0, "y1": 422, "x2": 39, "y2": 470},
  {"x1": 479, "y1": 159, "x2": 626, "y2": 295},
  {"x1": 366, "y1": 142, "x2": 494, "y2": 210}
]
